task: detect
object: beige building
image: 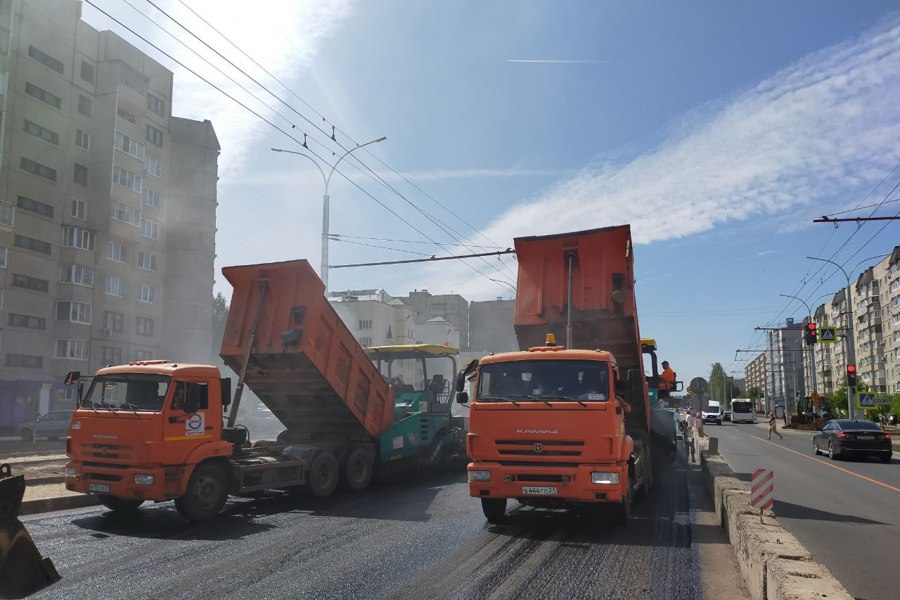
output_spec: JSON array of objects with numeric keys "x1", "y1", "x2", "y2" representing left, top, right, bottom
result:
[
  {"x1": 745, "y1": 351, "x2": 767, "y2": 398},
  {"x1": 0, "y1": 0, "x2": 217, "y2": 429}
]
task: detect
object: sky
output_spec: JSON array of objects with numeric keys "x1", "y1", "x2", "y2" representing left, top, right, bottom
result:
[{"x1": 81, "y1": 0, "x2": 900, "y2": 384}]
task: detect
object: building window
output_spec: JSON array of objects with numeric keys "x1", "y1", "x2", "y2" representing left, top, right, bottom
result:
[
  {"x1": 55, "y1": 340, "x2": 89, "y2": 360},
  {"x1": 5, "y1": 354, "x2": 43, "y2": 369},
  {"x1": 112, "y1": 165, "x2": 142, "y2": 193},
  {"x1": 56, "y1": 301, "x2": 92, "y2": 324},
  {"x1": 142, "y1": 187, "x2": 161, "y2": 208},
  {"x1": 70, "y1": 198, "x2": 87, "y2": 220},
  {"x1": 28, "y1": 45, "x2": 64, "y2": 74},
  {"x1": 147, "y1": 93, "x2": 166, "y2": 117},
  {"x1": 102, "y1": 346, "x2": 122, "y2": 365},
  {"x1": 8, "y1": 313, "x2": 46, "y2": 330},
  {"x1": 146, "y1": 157, "x2": 161, "y2": 177},
  {"x1": 107, "y1": 241, "x2": 126, "y2": 263},
  {"x1": 20, "y1": 157, "x2": 57, "y2": 181},
  {"x1": 62, "y1": 226, "x2": 95, "y2": 251},
  {"x1": 136, "y1": 316, "x2": 154, "y2": 337},
  {"x1": 104, "y1": 311, "x2": 124, "y2": 333},
  {"x1": 138, "y1": 284, "x2": 155, "y2": 303},
  {"x1": 14, "y1": 234, "x2": 51, "y2": 255},
  {"x1": 25, "y1": 82, "x2": 61, "y2": 109},
  {"x1": 73, "y1": 163, "x2": 88, "y2": 186},
  {"x1": 358, "y1": 337, "x2": 372, "y2": 347},
  {"x1": 359, "y1": 320, "x2": 372, "y2": 330},
  {"x1": 114, "y1": 131, "x2": 146, "y2": 160},
  {"x1": 77, "y1": 95, "x2": 92, "y2": 117},
  {"x1": 23, "y1": 119, "x2": 59, "y2": 145},
  {"x1": 80, "y1": 60, "x2": 95, "y2": 83},
  {"x1": 117, "y1": 108, "x2": 136, "y2": 123},
  {"x1": 60, "y1": 264, "x2": 94, "y2": 287},
  {"x1": 110, "y1": 200, "x2": 141, "y2": 226},
  {"x1": 16, "y1": 195, "x2": 54, "y2": 218},
  {"x1": 11, "y1": 274, "x2": 49, "y2": 292},
  {"x1": 134, "y1": 350, "x2": 153, "y2": 361},
  {"x1": 0, "y1": 202, "x2": 13, "y2": 227},
  {"x1": 138, "y1": 251, "x2": 157, "y2": 271},
  {"x1": 146, "y1": 124, "x2": 163, "y2": 147},
  {"x1": 0, "y1": 246, "x2": 6, "y2": 269},
  {"x1": 75, "y1": 129, "x2": 90, "y2": 151},
  {"x1": 105, "y1": 276, "x2": 125, "y2": 298},
  {"x1": 141, "y1": 218, "x2": 159, "y2": 240}
]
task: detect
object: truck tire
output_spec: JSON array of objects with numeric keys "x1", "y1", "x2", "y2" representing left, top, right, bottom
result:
[
  {"x1": 308, "y1": 452, "x2": 339, "y2": 498},
  {"x1": 99, "y1": 496, "x2": 144, "y2": 513},
  {"x1": 342, "y1": 447, "x2": 373, "y2": 492},
  {"x1": 175, "y1": 462, "x2": 229, "y2": 521},
  {"x1": 481, "y1": 498, "x2": 507, "y2": 524},
  {"x1": 613, "y1": 487, "x2": 632, "y2": 525}
]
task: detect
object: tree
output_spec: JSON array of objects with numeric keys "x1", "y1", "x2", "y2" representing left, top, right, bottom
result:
[
  {"x1": 707, "y1": 362, "x2": 741, "y2": 404},
  {"x1": 747, "y1": 386, "x2": 762, "y2": 401},
  {"x1": 211, "y1": 292, "x2": 228, "y2": 355}
]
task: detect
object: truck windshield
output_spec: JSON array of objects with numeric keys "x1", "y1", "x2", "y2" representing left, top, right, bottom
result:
[
  {"x1": 82, "y1": 374, "x2": 172, "y2": 412},
  {"x1": 477, "y1": 360, "x2": 609, "y2": 402}
]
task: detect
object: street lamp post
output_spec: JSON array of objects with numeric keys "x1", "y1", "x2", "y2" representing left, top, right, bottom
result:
[
  {"x1": 806, "y1": 257, "x2": 855, "y2": 418},
  {"x1": 272, "y1": 135, "x2": 386, "y2": 292}
]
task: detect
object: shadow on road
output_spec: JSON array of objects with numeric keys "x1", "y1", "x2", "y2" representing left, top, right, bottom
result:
[{"x1": 774, "y1": 499, "x2": 887, "y2": 525}]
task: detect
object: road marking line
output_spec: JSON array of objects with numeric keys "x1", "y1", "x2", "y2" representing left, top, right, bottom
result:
[{"x1": 752, "y1": 436, "x2": 900, "y2": 493}]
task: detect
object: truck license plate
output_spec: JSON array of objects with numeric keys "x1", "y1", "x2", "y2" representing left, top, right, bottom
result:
[
  {"x1": 88, "y1": 483, "x2": 110, "y2": 493},
  {"x1": 522, "y1": 486, "x2": 557, "y2": 496}
]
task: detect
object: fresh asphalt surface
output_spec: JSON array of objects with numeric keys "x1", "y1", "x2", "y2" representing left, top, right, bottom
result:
[
  {"x1": 23, "y1": 459, "x2": 704, "y2": 600},
  {"x1": 711, "y1": 420, "x2": 900, "y2": 600}
]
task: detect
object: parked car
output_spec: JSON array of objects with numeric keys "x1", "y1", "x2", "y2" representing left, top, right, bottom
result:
[
  {"x1": 15, "y1": 411, "x2": 74, "y2": 442},
  {"x1": 722, "y1": 410, "x2": 732, "y2": 422},
  {"x1": 813, "y1": 419, "x2": 892, "y2": 462}
]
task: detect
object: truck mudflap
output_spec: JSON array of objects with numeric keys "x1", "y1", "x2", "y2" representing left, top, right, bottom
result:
[{"x1": 0, "y1": 464, "x2": 61, "y2": 599}]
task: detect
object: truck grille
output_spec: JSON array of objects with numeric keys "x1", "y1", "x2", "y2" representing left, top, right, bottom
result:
[
  {"x1": 79, "y1": 442, "x2": 135, "y2": 462},
  {"x1": 495, "y1": 439, "x2": 584, "y2": 457}
]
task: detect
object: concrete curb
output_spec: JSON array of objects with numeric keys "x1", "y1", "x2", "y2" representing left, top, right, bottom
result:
[
  {"x1": 20, "y1": 493, "x2": 100, "y2": 516},
  {"x1": 700, "y1": 447, "x2": 853, "y2": 600}
]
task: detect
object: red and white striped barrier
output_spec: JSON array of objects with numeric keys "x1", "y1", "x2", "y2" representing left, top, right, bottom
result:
[{"x1": 751, "y1": 468, "x2": 774, "y2": 510}]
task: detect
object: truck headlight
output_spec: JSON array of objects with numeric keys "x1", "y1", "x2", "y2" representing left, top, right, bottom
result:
[
  {"x1": 468, "y1": 470, "x2": 491, "y2": 482},
  {"x1": 591, "y1": 472, "x2": 619, "y2": 485},
  {"x1": 134, "y1": 474, "x2": 155, "y2": 486},
  {"x1": 65, "y1": 467, "x2": 77, "y2": 478}
]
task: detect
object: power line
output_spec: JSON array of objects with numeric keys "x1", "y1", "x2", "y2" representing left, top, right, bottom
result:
[
  {"x1": 330, "y1": 233, "x2": 505, "y2": 249},
  {"x1": 88, "y1": 0, "x2": 516, "y2": 295},
  {"x1": 330, "y1": 249, "x2": 516, "y2": 269}
]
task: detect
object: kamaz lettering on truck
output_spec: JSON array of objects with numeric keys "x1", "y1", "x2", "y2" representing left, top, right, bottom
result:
[{"x1": 457, "y1": 225, "x2": 662, "y2": 524}]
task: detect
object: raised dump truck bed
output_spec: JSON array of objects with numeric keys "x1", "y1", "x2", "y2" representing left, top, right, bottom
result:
[{"x1": 221, "y1": 260, "x2": 393, "y2": 442}]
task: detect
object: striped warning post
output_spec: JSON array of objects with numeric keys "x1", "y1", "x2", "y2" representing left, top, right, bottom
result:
[{"x1": 751, "y1": 468, "x2": 774, "y2": 510}]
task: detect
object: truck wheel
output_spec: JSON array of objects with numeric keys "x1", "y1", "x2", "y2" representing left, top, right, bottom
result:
[
  {"x1": 175, "y1": 463, "x2": 229, "y2": 521},
  {"x1": 613, "y1": 487, "x2": 632, "y2": 525},
  {"x1": 342, "y1": 447, "x2": 373, "y2": 492},
  {"x1": 308, "y1": 452, "x2": 339, "y2": 498},
  {"x1": 481, "y1": 498, "x2": 507, "y2": 524},
  {"x1": 99, "y1": 496, "x2": 144, "y2": 513}
]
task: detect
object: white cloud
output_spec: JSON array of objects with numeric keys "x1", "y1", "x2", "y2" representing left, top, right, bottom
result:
[{"x1": 416, "y1": 15, "x2": 900, "y2": 300}]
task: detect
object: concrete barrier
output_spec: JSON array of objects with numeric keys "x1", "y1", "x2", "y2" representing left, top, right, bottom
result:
[{"x1": 699, "y1": 448, "x2": 853, "y2": 600}]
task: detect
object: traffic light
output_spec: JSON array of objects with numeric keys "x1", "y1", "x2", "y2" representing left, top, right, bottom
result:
[
  {"x1": 804, "y1": 322, "x2": 818, "y2": 345},
  {"x1": 846, "y1": 364, "x2": 857, "y2": 387}
]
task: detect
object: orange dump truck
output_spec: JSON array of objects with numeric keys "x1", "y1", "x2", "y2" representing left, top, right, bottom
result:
[
  {"x1": 64, "y1": 260, "x2": 463, "y2": 520},
  {"x1": 457, "y1": 225, "x2": 656, "y2": 523}
]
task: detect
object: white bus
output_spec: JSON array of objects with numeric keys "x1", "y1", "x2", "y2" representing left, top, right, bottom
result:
[{"x1": 731, "y1": 398, "x2": 755, "y2": 423}]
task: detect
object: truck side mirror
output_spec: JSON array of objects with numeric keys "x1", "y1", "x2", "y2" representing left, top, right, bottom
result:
[
  {"x1": 455, "y1": 370, "x2": 467, "y2": 393},
  {"x1": 221, "y1": 378, "x2": 232, "y2": 410},
  {"x1": 456, "y1": 391, "x2": 469, "y2": 405}
]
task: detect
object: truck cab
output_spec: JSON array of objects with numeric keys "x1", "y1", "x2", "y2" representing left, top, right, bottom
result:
[{"x1": 65, "y1": 362, "x2": 234, "y2": 516}]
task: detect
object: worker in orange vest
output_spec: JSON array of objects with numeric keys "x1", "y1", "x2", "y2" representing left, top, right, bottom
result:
[{"x1": 659, "y1": 360, "x2": 676, "y2": 397}]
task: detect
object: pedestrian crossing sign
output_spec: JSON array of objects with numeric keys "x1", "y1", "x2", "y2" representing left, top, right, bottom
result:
[
  {"x1": 857, "y1": 392, "x2": 889, "y2": 409},
  {"x1": 819, "y1": 326, "x2": 837, "y2": 344}
]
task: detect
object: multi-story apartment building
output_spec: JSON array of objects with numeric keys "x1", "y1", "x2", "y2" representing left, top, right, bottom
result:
[
  {"x1": 886, "y1": 247, "x2": 900, "y2": 394},
  {"x1": 0, "y1": 0, "x2": 217, "y2": 429},
  {"x1": 765, "y1": 318, "x2": 805, "y2": 412},
  {"x1": 469, "y1": 298, "x2": 517, "y2": 353},
  {"x1": 403, "y1": 290, "x2": 469, "y2": 350},
  {"x1": 744, "y1": 351, "x2": 767, "y2": 400}
]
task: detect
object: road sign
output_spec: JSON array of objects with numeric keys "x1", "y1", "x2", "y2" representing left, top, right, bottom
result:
[
  {"x1": 857, "y1": 392, "x2": 890, "y2": 409},
  {"x1": 751, "y1": 469, "x2": 774, "y2": 510},
  {"x1": 689, "y1": 377, "x2": 708, "y2": 395},
  {"x1": 819, "y1": 326, "x2": 838, "y2": 344}
]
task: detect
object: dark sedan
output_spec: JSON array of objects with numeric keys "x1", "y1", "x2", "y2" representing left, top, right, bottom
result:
[{"x1": 813, "y1": 419, "x2": 892, "y2": 462}]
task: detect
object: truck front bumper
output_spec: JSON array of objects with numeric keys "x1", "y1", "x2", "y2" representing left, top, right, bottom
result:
[
  {"x1": 466, "y1": 461, "x2": 627, "y2": 503},
  {"x1": 65, "y1": 461, "x2": 179, "y2": 502}
]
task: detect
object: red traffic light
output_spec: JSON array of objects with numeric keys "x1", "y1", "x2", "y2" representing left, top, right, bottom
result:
[
  {"x1": 847, "y1": 364, "x2": 855, "y2": 373},
  {"x1": 846, "y1": 364, "x2": 857, "y2": 386},
  {"x1": 805, "y1": 322, "x2": 818, "y2": 345}
]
